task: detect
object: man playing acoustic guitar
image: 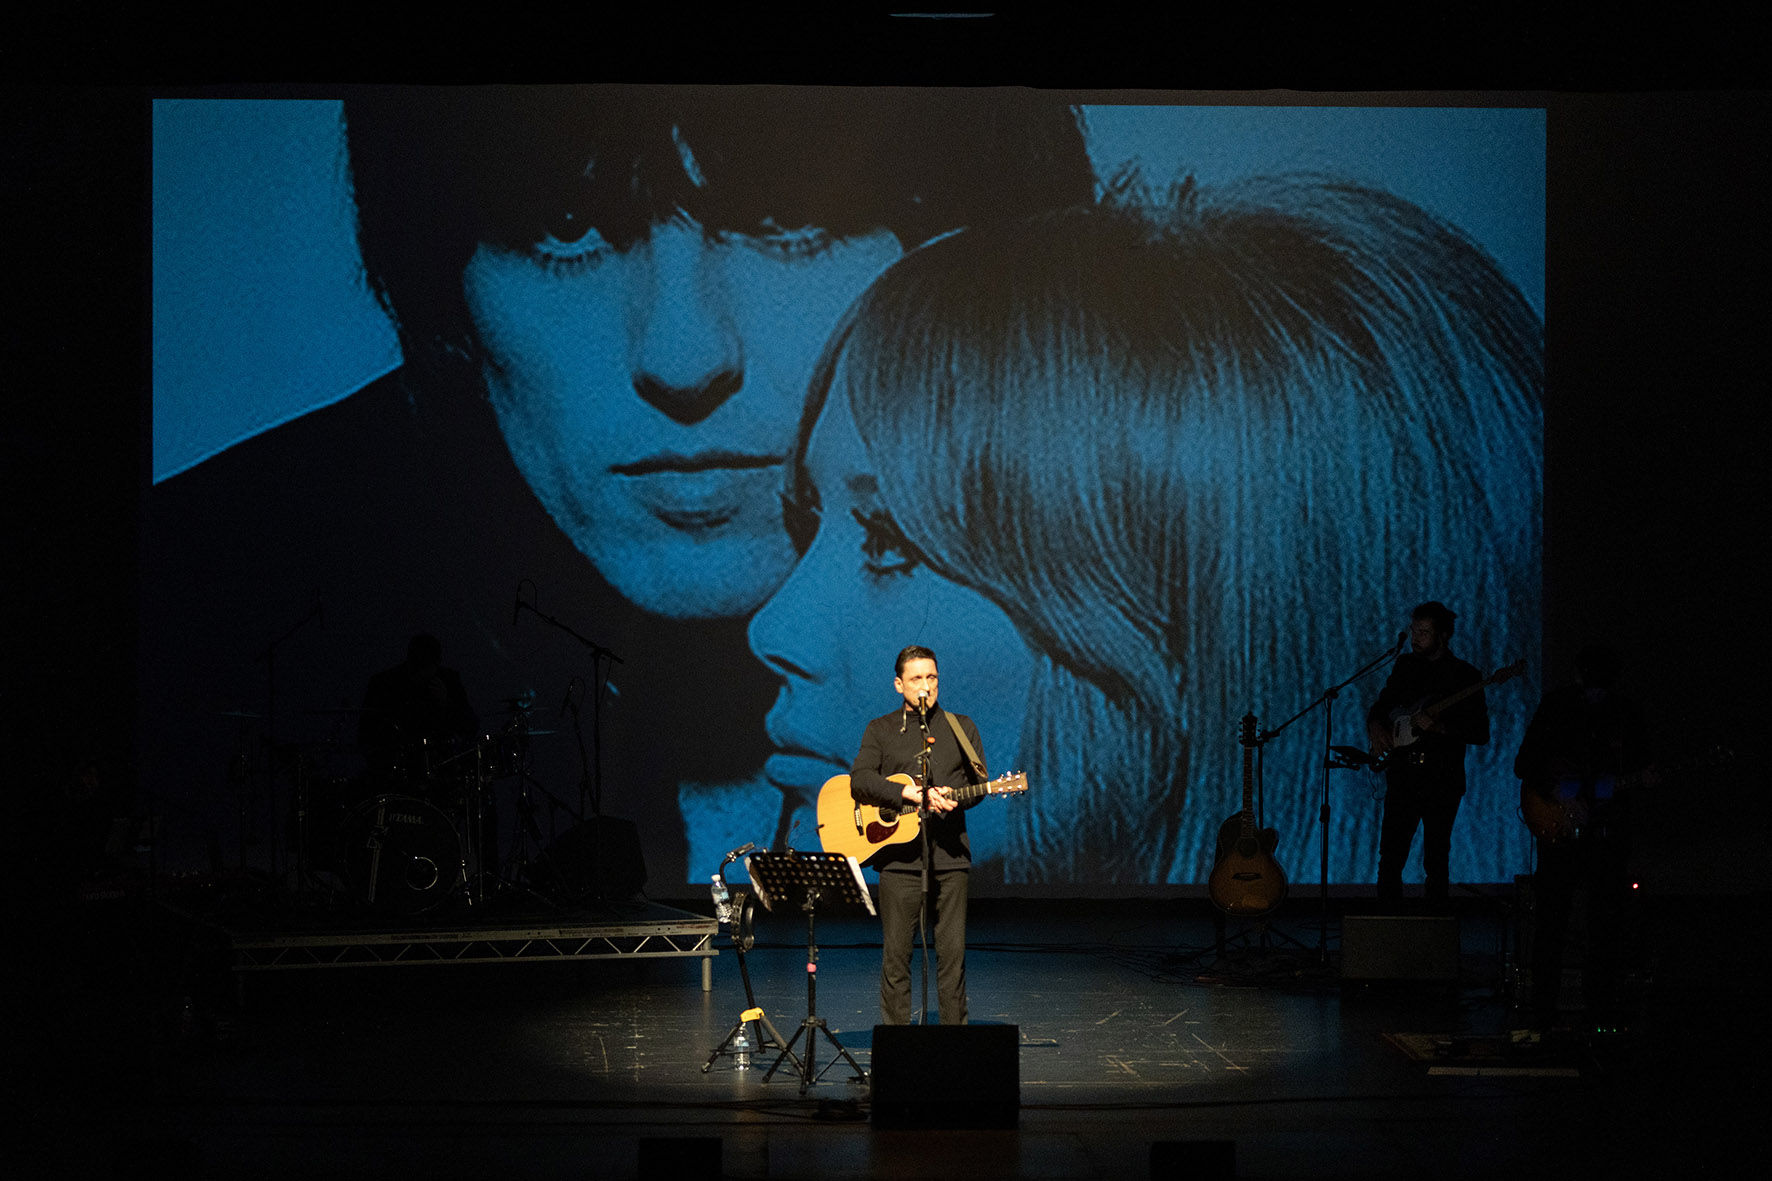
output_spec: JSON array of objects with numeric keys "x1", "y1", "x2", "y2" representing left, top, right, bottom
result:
[
  {"x1": 849, "y1": 645, "x2": 986, "y2": 1026},
  {"x1": 1366, "y1": 601, "x2": 1491, "y2": 910}
]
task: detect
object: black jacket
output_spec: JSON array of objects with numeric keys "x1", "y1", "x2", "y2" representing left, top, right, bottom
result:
[
  {"x1": 1367, "y1": 650, "x2": 1490, "y2": 794},
  {"x1": 850, "y1": 704, "x2": 985, "y2": 872}
]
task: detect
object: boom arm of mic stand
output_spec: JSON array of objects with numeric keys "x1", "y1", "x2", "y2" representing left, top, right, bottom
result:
[{"x1": 513, "y1": 600, "x2": 624, "y2": 664}]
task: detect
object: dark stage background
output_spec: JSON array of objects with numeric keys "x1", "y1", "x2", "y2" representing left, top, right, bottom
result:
[{"x1": 8, "y1": 27, "x2": 1767, "y2": 909}]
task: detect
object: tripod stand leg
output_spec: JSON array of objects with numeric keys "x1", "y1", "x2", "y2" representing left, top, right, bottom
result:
[
  {"x1": 812, "y1": 1021, "x2": 868, "y2": 1086},
  {"x1": 762, "y1": 1021, "x2": 809, "y2": 1084},
  {"x1": 703, "y1": 1018, "x2": 750, "y2": 1073},
  {"x1": 704, "y1": 1007, "x2": 797, "y2": 1074}
]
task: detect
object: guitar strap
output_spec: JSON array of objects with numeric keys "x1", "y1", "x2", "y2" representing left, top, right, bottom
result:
[{"x1": 943, "y1": 712, "x2": 987, "y2": 783}]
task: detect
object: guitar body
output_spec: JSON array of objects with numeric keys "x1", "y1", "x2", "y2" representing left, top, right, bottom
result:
[
  {"x1": 1207, "y1": 713, "x2": 1288, "y2": 918},
  {"x1": 818, "y1": 773, "x2": 920, "y2": 863},
  {"x1": 1207, "y1": 813, "x2": 1288, "y2": 917},
  {"x1": 1519, "y1": 780, "x2": 1587, "y2": 844},
  {"x1": 817, "y1": 771, "x2": 1030, "y2": 865}
]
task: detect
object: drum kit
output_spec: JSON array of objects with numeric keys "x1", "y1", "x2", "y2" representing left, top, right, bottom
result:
[{"x1": 266, "y1": 698, "x2": 567, "y2": 916}]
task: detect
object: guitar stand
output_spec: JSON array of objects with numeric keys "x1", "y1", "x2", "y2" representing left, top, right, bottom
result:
[
  {"x1": 747, "y1": 851, "x2": 874, "y2": 1095},
  {"x1": 1213, "y1": 911, "x2": 1313, "y2": 964},
  {"x1": 703, "y1": 889, "x2": 799, "y2": 1075}
]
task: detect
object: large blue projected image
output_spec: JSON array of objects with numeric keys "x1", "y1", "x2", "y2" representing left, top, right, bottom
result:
[{"x1": 149, "y1": 89, "x2": 1543, "y2": 894}]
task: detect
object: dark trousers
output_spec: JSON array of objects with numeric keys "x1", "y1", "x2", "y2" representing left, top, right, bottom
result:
[
  {"x1": 878, "y1": 867, "x2": 969, "y2": 1026},
  {"x1": 1531, "y1": 833, "x2": 1630, "y2": 1024},
  {"x1": 1376, "y1": 770, "x2": 1463, "y2": 906}
]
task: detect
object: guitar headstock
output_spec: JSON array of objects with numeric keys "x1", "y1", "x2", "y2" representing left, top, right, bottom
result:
[
  {"x1": 1240, "y1": 713, "x2": 1258, "y2": 748},
  {"x1": 1492, "y1": 659, "x2": 1527, "y2": 684},
  {"x1": 989, "y1": 771, "x2": 1029, "y2": 796}
]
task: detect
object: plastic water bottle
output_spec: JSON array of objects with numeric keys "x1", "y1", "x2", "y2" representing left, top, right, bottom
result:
[
  {"x1": 731, "y1": 1026, "x2": 752, "y2": 1069},
  {"x1": 710, "y1": 875, "x2": 732, "y2": 925}
]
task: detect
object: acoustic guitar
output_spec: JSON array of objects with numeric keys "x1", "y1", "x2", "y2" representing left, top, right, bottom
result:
[
  {"x1": 816, "y1": 771, "x2": 1028, "y2": 865},
  {"x1": 1207, "y1": 713, "x2": 1287, "y2": 917}
]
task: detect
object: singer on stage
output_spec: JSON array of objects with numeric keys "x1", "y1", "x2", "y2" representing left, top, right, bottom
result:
[
  {"x1": 848, "y1": 645, "x2": 986, "y2": 1026},
  {"x1": 1365, "y1": 602, "x2": 1489, "y2": 909}
]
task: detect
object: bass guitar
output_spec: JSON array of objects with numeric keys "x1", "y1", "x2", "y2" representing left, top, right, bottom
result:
[
  {"x1": 817, "y1": 771, "x2": 1029, "y2": 865},
  {"x1": 1387, "y1": 659, "x2": 1526, "y2": 749},
  {"x1": 1520, "y1": 744, "x2": 1732, "y2": 844},
  {"x1": 1207, "y1": 713, "x2": 1287, "y2": 917}
]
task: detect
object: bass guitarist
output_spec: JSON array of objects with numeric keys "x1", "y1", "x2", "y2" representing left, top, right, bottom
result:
[
  {"x1": 849, "y1": 645, "x2": 987, "y2": 1027},
  {"x1": 1366, "y1": 601, "x2": 1491, "y2": 910},
  {"x1": 1513, "y1": 643, "x2": 1650, "y2": 1030}
]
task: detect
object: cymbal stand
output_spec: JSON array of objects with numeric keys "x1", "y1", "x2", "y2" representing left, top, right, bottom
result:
[
  {"x1": 248, "y1": 594, "x2": 324, "y2": 885},
  {"x1": 460, "y1": 742, "x2": 485, "y2": 908},
  {"x1": 496, "y1": 721, "x2": 572, "y2": 905}
]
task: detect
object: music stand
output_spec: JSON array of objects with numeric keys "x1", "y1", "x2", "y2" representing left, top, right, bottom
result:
[{"x1": 746, "y1": 850, "x2": 874, "y2": 1094}]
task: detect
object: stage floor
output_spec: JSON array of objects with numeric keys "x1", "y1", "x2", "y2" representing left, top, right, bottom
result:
[{"x1": 26, "y1": 893, "x2": 1759, "y2": 1178}]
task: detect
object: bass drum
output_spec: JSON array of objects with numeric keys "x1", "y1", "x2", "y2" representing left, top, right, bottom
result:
[{"x1": 338, "y1": 794, "x2": 464, "y2": 915}]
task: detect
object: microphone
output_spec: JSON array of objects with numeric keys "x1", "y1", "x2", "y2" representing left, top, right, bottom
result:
[
  {"x1": 917, "y1": 691, "x2": 929, "y2": 725},
  {"x1": 723, "y1": 841, "x2": 756, "y2": 864}
]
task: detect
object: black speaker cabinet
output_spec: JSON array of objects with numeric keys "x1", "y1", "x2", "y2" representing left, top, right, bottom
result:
[
  {"x1": 532, "y1": 817, "x2": 648, "y2": 900},
  {"x1": 1341, "y1": 915, "x2": 1459, "y2": 981},
  {"x1": 870, "y1": 1024, "x2": 1020, "y2": 1129}
]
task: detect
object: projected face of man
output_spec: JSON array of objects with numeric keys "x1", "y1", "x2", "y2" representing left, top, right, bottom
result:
[
  {"x1": 462, "y1": 131, "x2": 902, "y2": 621},
  {"x1": 747, "y1": 386, "x2": 1035, "y2": 854}
]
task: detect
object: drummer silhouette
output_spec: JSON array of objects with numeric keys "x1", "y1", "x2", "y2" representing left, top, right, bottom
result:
[{"x1": 358, "y1": 633, "x2": 480, "y2": 791}]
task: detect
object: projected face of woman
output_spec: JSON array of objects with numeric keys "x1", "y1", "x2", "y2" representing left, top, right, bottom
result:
[
  {"x1": 462, "y1": 144, "x2": 902, "y2": 621},
  {"x1": 748, "y1": 386, "x2": 1036, "y2": 857}
]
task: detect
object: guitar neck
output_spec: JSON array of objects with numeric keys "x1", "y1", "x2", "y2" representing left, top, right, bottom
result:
[
  {"x1": 1238, "y1": 713, "x2": 1257, "y2": 838},
  {"x1": 951, "y1": 776, "x2": 1010, "y2": 803},
  {"x1": 1424, "y1": 679, "x2": 1485, "y2": 719},
  {"x1": 1424, "y1": 661, "x2": 1520, "y2": 719}
]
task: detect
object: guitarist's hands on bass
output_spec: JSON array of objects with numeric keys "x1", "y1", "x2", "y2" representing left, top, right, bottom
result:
[{"x1": 1366, "y1": 719, "x2": 1392, "y2": 759}]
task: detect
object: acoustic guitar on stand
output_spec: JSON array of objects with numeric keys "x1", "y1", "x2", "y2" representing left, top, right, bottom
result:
[
  {"x1": 817, "y1": 771, "x2": 1029, "y2": 865},
  {"x1": 1208, "y1": 713, "x2": 1288, "y2": 917}
]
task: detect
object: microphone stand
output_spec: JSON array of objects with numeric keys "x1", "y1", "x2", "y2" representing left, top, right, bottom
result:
[
  {"x1": 513, "y1": 591, "x2": 621, "y2": 898},
  {"x1": 914, "y1": 695, "x2": 935, "y2": 1024},
  {"x1": 514, "y1": 597, "x2": 621, "y2": 818},
  {"x1": 1259, "y1": 632, "x2": 1405, "y2": 962}
]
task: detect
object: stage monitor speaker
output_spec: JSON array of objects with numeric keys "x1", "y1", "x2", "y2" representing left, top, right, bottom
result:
[
  {"x1": 1150, "y1": 1139, "x2": 1237, "y2": 1178},
  {"x1": 637, "y1": 1135, "x2": 719, "y2": 1174},
  {"x1": 1341, "y1": 915, "x2": 1459, "y2": 981},
  {"x1": 532, "y1": 816, "x2": 647, "y2": 901},
  {"x1": 870, "y1": 1024, "x2": 1019, "y2": 1129}
]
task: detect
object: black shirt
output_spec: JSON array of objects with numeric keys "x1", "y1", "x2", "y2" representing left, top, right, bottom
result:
[
  {"x1": 850, "y1": 704, "x2": 985, "y2": 873},
  {"x1": 1367, "y1": 650, "x2": 1490, "y2": 792}
]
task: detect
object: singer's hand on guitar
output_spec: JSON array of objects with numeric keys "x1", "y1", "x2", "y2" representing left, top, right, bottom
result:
[{"x1": 901, "y1": 781, "x2": 956, "y2": 813}]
